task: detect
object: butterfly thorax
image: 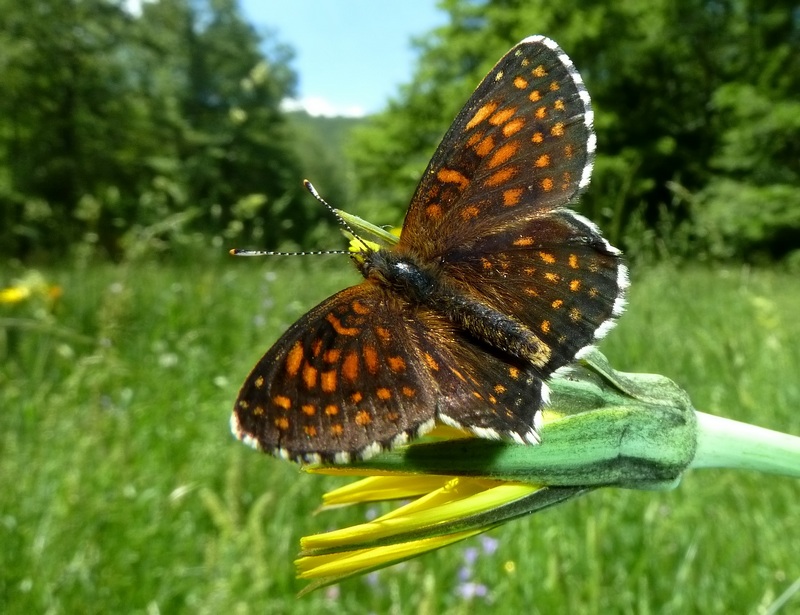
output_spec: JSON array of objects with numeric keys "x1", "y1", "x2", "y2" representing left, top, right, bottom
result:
[{"x1": 360, "y1": 248, "x2": 552, "y2": 370}]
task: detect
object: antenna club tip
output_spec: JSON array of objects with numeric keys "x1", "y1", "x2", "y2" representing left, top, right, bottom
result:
[
  {"x1": 229, "y1": 248, "x2": 237, "y2": 256},
  {"x1": 303, "y1": 180, "x2": 320, "y2": 198}
]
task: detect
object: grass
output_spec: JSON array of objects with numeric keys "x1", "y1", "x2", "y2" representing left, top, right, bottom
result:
[{"x1": 1, "y1": 256, "x2": 798, "y2": 613}]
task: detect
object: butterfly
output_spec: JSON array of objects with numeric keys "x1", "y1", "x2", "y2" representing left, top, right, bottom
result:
[{"x1": 231, "y1": 35, "x2": 628, "y2": 464}]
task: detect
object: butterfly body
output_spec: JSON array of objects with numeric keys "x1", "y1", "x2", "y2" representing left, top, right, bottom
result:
[{"x1": 232, "y1": 36, "x2": 628, "y2": 464}]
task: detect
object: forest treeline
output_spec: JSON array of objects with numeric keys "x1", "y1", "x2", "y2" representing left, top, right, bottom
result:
[{"x1": 2, "y1": 0, "x2": 798, "y2": 263}]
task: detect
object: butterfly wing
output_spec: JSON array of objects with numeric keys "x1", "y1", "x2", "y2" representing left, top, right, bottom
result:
[
  {"x1": 398, "y1": 35, "x2": 596, "y2": 259},
  {"x1": 232, "y1": 283, "x2": 434, "y2": 463},
  {"x1": 439, "y1": 216, "x2": 627, "y2": 374},
  {"x1": 232, "y1": 282, "x2": 547, "y2": 463}
]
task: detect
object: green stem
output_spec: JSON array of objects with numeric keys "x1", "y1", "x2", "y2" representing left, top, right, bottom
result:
[{"x1": 691, "y1": 411, "x2": 800, "y2": 478}]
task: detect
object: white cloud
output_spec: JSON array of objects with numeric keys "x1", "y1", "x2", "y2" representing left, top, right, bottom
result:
[{"x1": 280, "y1": 97, "x2": 366, "y2": 118}]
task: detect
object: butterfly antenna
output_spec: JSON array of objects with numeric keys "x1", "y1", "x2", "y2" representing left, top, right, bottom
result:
[
  {"x1": 230, "y1": 180, "x2": 365, "y2": 257},
  {"x1": 304, "y1": 179, "x2": 372, "y2": 253}
]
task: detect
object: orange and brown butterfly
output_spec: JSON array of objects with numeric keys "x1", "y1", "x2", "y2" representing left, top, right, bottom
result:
[{"x1": 231, "y1": 35, "x2": 628, "y2": 464}]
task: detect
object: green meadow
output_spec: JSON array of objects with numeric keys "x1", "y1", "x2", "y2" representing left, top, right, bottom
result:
[{"x1": 1, "y1": 259, "x2": 798, "y2": 614}]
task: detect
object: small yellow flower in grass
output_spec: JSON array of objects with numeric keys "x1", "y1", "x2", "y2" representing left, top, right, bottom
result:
[
  {"x1": 293, "y1": 348, "x2": 800, "y2": 595},
  {"x1": 0, "y1": 285, "x2": 31, "y2": 304},
  {"x1": 0, "y1": 271, "x2": 62, "y2": 306}
]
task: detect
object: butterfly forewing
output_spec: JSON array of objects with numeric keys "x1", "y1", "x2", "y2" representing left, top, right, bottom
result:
[{"x1": 399, "y1": 36, "x2": 595, "y2": 259}]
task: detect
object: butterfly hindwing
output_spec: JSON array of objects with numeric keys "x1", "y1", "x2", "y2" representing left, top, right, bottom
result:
[{"x1": 439, "y1": 213, "x2": 627, "y2": 372}]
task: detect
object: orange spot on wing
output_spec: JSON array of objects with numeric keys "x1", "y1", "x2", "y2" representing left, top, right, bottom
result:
[
  {"x1": 570, "y1": 308, "x2": 582, "y2": 322},
  {"x1": 326, "y1": 313, "x2": 359, "y2": 336},
  {"x1": 321, "y1": 370, "x2": 337, "y2": 393},
  {"x1": 325, "y1": 404, "x2": 338, "y2": 416},
  {"x1": 388, "y1": 356, "x2": 407, "y2": 373},
  {"x1": 488, "y1": 142, "x2": 520, "y2": 169},
  {"x1": 351, "y1": 391, "x2": 363, "y2": 403},
  {"x1": 513, "y1": 76, "x2": 528, "y2": 89},
  {"x1": 532, "y1": 65, "x2": 546, "y2": 77},
  {"x1": 352, "y1": 300, "x2": 371, "y2": 315},
  {"x1": 544, "y1": 272, "x2": 560, "y2": 283},
  {"x1": 554, "y1": 99, "x2": 565, "y2": 111},
  {"x1": 304, "y1": 425, "x2": 317, "y2": 437},
  {"x1": 485, "y1": 166, "x2": 518, "y2": 187},
  {"x1": 402, "y1": 386, "x2": 415, "y2": 397},
  {"x1": 461, "y1": 205, "x2": 480, "y2": 220},
  {"x1": 551, "y1": 122, "x2": 565, "y2": 137},
  {"x1": 503, "y1": 188, "x2": 523, "y2": 206},
  {"x1": 569, "y1": 279, "x2": 581, "y2": 292},
  {"x1": 355, "y1": 410, "x2": 372, "y2": 426},
  {"x1": 569, "y1": 254, "x2": 579, "y2": 269},
  {"x1": 513, "y1": 236, "x2": 534, "y2": 247},
  {"x1": 508, "y1": 367, "x2": 520, "y2": 379},
  {"x1": 535, "y1": 106, "x2": 547, "y2": 119},
  {"x1": 331, "y1": 424, "x2": 344, "y2": 436},
  {"x1": 532, "y1": 132, "x2": 544, "y2": 143},
  {"x1": 534, "y1": 154, "x2": 550, "y2": 168},
  {"x1": 286, "y1": 341, "x2": 304, "y2": 376},
  {"x1": 438, "y1": 168, "x2": 469, "y2": 189},
  {"x1": 273, "y1": 395, "x2": 291, "y2": 410},
  {"x1": 342, "y1": 351, "x2": 359, "y2": 382},
  {"x1": 489, "y1": 107, "x2": 516, "y2": 125},
  {"x1": 275, "y1": 417, "x2": 289, "y2": 430},
  {"x1": 541, "y1": 177, "x2": 554, "y2": 191},
  {"x1": 466, "y1": 101, "x2": 499, "y2": 129},
  {"x1": 254, "y1": 375, "x2": 265, "y2": 389},
  {"x1": 474, "y1": 135, "x2": 495, "y2": 157},
  {"x1": 377, "y1": 387, "x2": 391, "y2": 400},
  {"x1": 541, "y1": 320, "x2": 551, "y2": 333},
  {"x1": 363, "y1": 345, "x2": 379, "y2": 374},
  {"x1": 323, "y1": 348, "x2": 341, "y2": 363},
  {"x1": 426, "y1": 203, "x2": 443, "y2": 220},
  {"x1": 423, "y1": 352, "x2": 439, "y2": 371},
  {"x1": 529, "y1": 90, "x2": 542, "y2": 102},
  {"x1": 549, "y1": 81, "x2": 560, "y2": 91},
  {"x1": 552, "y1": 299, "x2": 564, "y2": 309},
  {"x1": 375, "y1": 326, "x2": 392, "y2": 342},
  {"x1": 302, "y1": 362, "x2": 317, "y2": 389},
  {"x1": 302, "y1": 404, "x2": 316, "y2": 416},
  {"x1": 503, "y1": 118, "x2": 525, "y2": 137},
  {"x1": 539, "y1": 251, "x2": 556, "y2": 264}
]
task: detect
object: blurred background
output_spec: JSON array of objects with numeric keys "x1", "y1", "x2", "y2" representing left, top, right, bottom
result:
[{"x1": 1, "y1": 1, "x2": 798, "y2": 613}]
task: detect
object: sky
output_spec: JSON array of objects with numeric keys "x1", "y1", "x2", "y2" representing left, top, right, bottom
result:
[{"x1": 239, "y1": 1, "x2": 448, "y2": 117}]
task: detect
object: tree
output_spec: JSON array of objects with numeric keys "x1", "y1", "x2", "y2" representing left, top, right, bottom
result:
[{"x1": 0, "y1": 0, "x2": 308, "y2": 260}]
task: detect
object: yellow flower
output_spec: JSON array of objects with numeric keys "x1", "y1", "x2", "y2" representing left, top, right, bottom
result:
[{"x1": 0, "y1": 286, "x2": 31, "y2": 304}]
